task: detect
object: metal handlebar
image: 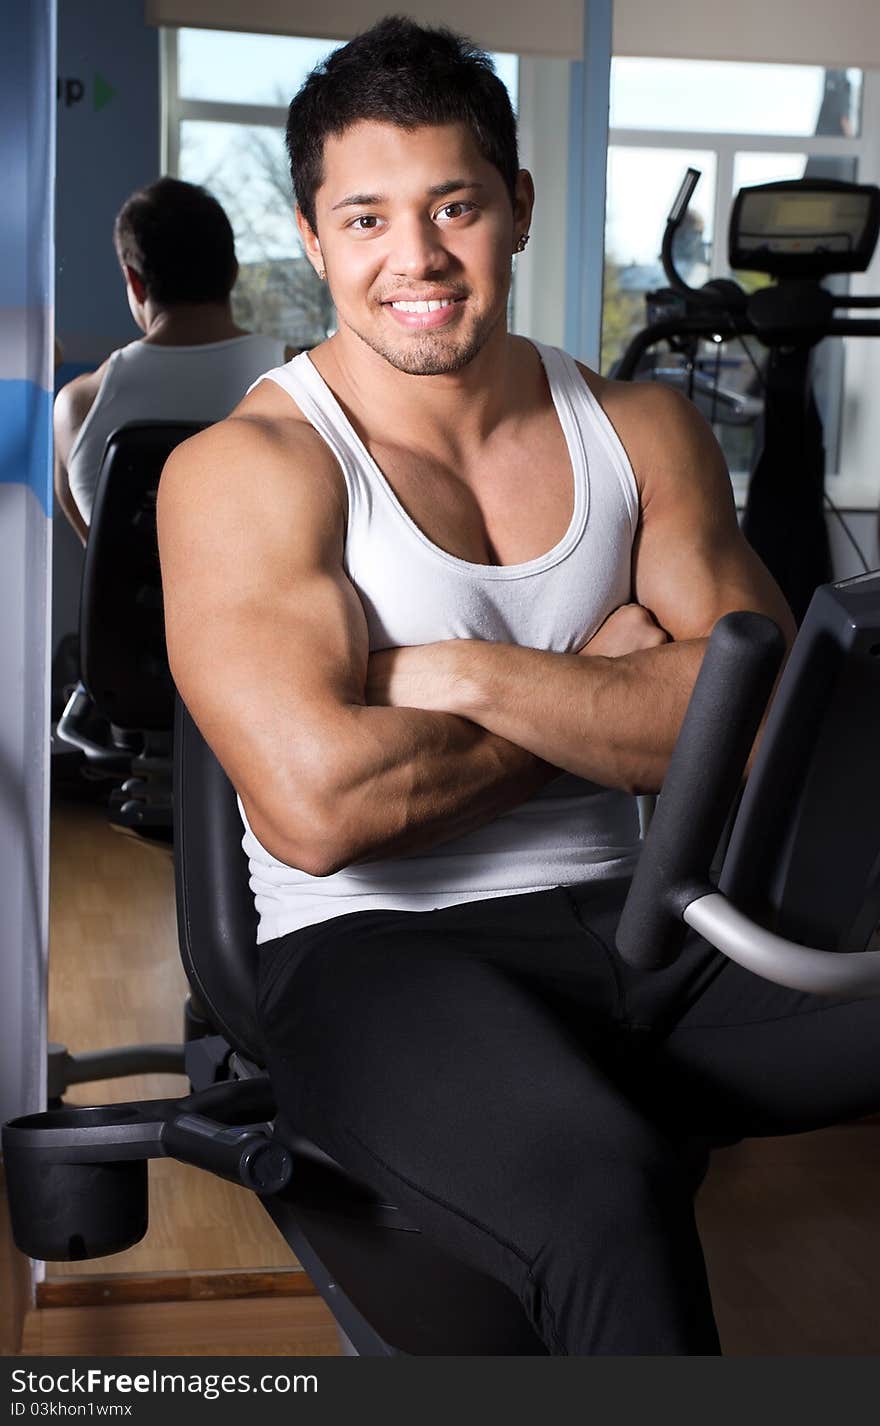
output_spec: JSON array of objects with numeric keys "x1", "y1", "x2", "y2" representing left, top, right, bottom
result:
[
  {"x1": 684, "y1": 894, "x2": 880, "y2": 996},
  {"x1": 616, "y1": 610, "x2": 880, "y2": 996}
]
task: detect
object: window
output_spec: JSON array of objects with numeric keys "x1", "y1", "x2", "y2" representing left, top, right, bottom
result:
[
  {"x1": 603, "y1": 146, "x2": 717, "y2": 375},
  {"x1": 602, "y1": 58, "x2": 866, "y2": 483},
  {"x1": 162, "y1": 28, "x2": 518, "y2": 350},
  {"x1": 609, "y1": 59, "x2": 862, "y2": 138}
]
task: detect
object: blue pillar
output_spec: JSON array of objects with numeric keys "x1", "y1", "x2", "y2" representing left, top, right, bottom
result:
[
  {"x1": 564, "y1": 0, "x2": 612, "y2": 368},
  {"x1": 0, "y1": 0, "x2": 55, "y2": 1124}
]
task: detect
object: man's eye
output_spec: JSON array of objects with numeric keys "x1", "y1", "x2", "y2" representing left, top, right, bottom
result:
[
  {"x1": 351, "y1": 215, "x2": 380, "y2": 231},
  {"x1": 437, "y1": 202, "x2": 471, "y2": 221}
]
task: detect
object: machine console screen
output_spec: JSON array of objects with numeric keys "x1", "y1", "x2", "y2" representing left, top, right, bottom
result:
[{"x1": 729, "y1": 180, "x2": 880, "y2": 276}]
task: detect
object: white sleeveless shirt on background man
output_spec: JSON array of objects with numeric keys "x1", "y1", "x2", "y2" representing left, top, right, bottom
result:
[
  {"x1": 67, "y1": 333, "x2": 287, "y2": 521},
  {"x1": 241, "y1": 341, "x2": 643, "y2": 943}
]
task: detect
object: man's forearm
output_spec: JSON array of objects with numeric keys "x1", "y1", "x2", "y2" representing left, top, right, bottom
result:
[
  {"x1": 350, "y1": 706, "x2": 558, "y2": 863},
  {"x1": 384, "y1": 639, "x2": 709, "y2": 796},
  {"x1": 288, "y1": 703, "x2": 558, "y2": 873}
]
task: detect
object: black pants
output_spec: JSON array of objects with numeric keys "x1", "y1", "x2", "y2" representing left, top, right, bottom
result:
[{"x1": 256, "y1": 879, "x2": 880, "y2": 1355}]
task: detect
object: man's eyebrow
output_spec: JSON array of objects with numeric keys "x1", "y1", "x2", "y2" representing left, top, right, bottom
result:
[
  {"x1": 331, "y1": 192, "x2": 384, "y2": 211},
  {"x1": 428, "y1": 180, "x2": 486, "y2": 199},
  {"x1": 330, "y1": 181, "x2": 485, "y2": 212}
]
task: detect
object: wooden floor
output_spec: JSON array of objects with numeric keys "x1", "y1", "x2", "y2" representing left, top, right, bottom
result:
[
  {"x1": 5, "y1": 790, "x2": 877, "y2": 1355},
  {"x1": 4, "y1": 792, "x2": 341, "y2": 1355},
  {"x1": 47, "y1": 798, "x2": 297, "y2": 1277},
  {"x1": 698, "y1": 1124, "x2": 880, "y2": 1354}
]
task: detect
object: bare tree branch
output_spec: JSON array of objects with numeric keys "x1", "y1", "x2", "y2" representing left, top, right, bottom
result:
[{"x1": 182, "y1": 122, "x2": 335, "y2": 347}]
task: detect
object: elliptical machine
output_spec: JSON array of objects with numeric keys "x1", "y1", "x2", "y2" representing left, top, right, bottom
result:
[{"x1": 615, "y1": 171, "x2": 880, "y2": 623}]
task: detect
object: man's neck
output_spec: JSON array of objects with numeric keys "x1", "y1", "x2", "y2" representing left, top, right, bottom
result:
[
  {"x1": 140, "y1": 301, "x2": 246, "y2": 347},
  {"x1": 314, "y1": 323, "x2": 540, "y2": 462}
]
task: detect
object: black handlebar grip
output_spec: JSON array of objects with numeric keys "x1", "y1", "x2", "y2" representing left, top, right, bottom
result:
[
  {"x1": 615, "y1": 611, "x2": 785, "y2": 971},
  {"x1": 162, "y1": 1114, "x2": 293, "y2": 1194},
  {"x1": 667, "y1": 167, "x2": 701, "y2": 226}
]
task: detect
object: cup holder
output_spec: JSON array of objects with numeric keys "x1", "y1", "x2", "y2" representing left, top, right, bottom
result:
[
  {"x1": 2, "y1": 1102, "x2": 157, "y2": 1261},
  {"x1": 5, "y1": 1155, "x2": 148, "y2": 1260},
  {"x1": 10, "y1": 1104, "x2": 143, "y2": 1131},
  {"x1": 2, "y1": 1078, "x2": 282, "y2": 1260}
]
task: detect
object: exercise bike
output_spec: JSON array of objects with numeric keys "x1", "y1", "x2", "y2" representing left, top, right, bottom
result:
[
  {"x1": 616, "y1": 170, "x2": 880, "y2": 624},
  {"x1": 5, "y1": 568, "x2": 880, "y2": 1354}
]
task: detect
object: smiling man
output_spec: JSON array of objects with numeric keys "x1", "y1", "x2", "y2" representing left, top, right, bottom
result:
[{"x1": 158, "y1": 18, "x2": 880, "y2": 1355}]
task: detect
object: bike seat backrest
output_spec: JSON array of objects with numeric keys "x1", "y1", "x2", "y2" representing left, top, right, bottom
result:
[
  {"x1": 81, "y1": 421, "x2": 207, "y2": 731},
  {"x1": 173, "y1": 696, "x2": 264, "y2": 1064}
]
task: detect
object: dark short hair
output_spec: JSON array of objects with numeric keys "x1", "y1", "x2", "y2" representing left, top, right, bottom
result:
[
  {"x1": 286, "y1": 15, "x2": 519, "y2": 232},
  {"x1": 113, "y1": 177, "x2": 237, "y2": 304}
]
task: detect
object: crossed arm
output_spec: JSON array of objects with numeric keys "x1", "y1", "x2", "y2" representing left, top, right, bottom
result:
[
  {"x1": 158, "y1": 380, "x2": 794, "y2": 878},
  {"x1": 159, "y1": 402, "x2": 561, "y2": 877},
  {"x1": 367, "y1": 623, "x2": 708, "y2": 794},
  {"x1": 366, "y1": 382, "x2": 794, "y2": 794}
]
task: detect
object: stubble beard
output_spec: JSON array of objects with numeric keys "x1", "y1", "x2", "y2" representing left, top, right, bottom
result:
[{"x1": 342, "y1": 302, "x2": 504, "y2": 376}]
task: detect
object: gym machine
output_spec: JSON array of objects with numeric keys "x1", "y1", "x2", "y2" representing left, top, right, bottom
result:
[{"x1": 616, "y1": 171, "x2": 880, "y2": 623}]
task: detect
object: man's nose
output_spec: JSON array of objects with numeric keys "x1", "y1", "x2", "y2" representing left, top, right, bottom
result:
[{"x1": 388, "y1": 214, "x2": 450, "y2": 276}]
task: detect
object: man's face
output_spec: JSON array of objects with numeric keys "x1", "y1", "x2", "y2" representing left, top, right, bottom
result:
[{"x1": 299, "y1": 120, "x2": 531, "y2": 376}]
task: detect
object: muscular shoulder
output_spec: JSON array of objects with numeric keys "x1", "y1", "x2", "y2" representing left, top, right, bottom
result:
[
  {"x1": 573, "y1": 365, "x2": 796, "y2": 643},
  {"x1": 53, "y1": 360, "x2": 111, "y2": 462},
  {"x1": 574, "y1": 359, "x2": 728, "y2": 509},
  {"x1": 157, "y1": 380, "x2": 346, "y2": 567}
]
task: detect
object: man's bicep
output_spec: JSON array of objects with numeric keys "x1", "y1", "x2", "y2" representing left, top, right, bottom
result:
[
  {"x1": 631, "y1": 391, "x2": 795, "y2": 644},
  {"x1": 158, "y1": 426, "x2": 367, "y2": 853}
]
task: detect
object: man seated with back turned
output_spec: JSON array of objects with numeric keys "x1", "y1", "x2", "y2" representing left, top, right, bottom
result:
[
  {"x1": 158, "y1": 19, "x2": 880, "y2": 1355},
  {"x1": 54, "y1": 177, "x2": 292, "y2": 545}
]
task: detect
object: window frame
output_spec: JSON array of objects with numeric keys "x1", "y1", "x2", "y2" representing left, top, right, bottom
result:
[{"x1": 161, "y1": 28, "x2": 290, "y2": 175}]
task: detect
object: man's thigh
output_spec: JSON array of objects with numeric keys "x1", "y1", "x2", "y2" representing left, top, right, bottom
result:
[
  {"x1": 255, "y1": 888, "x2": 691, "y2": 1280},
  {"x1": 651, "y1": 953, "x2": 880, "y2": 1139}
]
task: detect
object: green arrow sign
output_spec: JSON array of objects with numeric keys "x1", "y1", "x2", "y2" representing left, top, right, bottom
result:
[{"x1": 93, "y1": 72, "x2": 115, "y2": 112}]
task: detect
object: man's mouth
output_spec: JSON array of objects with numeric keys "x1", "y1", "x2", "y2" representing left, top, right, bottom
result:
[
  {"x1": 387, "y1": 297, "x2": 460, "y2": 313},
  {"x1": 381, "y1": 294, "x2": 466, "y2": 328}
]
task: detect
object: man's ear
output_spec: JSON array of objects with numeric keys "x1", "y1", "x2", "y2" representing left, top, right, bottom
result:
[
  {"x1": 124, "y1": 265, "x2": 147, "y2": 305},
  {"x1": 295, "y1": 205, "x2": 323, "y2": 277},
  {"x1": 513, "y1": 169, "x2": 535, "y2": 241}
]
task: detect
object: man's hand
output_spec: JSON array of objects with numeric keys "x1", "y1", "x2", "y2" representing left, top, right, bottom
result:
[
  {"x1": 577, "y1": 603, "x2": 669, "y2": 658},
  {"x1": 367, "y1": 603, "x2": 668, "y2": 711}
]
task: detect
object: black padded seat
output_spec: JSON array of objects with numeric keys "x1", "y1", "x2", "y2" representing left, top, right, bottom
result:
[
  {"x1": 82, "y1": 421, "x2": 206, "y2": 732},
  {"x1": 173, "y1": 696, "x2": 548, "y2": 1355},
  {"x1": 47, "y1": 422, "x2": 211, "y2": 1096}
]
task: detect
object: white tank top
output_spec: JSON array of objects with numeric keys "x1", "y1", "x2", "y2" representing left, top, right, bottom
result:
[
  {"x1": 67, "y1": 333, "x2": 287, "y2": 521},
  {"x1": 241, "y1": 341, "x2": 643, "y2": 943}
]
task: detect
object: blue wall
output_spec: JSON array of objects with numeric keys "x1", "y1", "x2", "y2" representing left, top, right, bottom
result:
[
  {"x1": 53, "y1": 0, "x2": 161, "y2": 658},
  {"x1": 56, "y1": 0, "x2": 161, "y2": 368},
  {"x1": 0, "y1": 0, "x2": 55, "y2": 1128},
  {"x1": 0, "y1": 0, "x2": 55, "y2": 512}
]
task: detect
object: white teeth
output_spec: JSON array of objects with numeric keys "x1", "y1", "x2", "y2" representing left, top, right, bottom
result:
[{"x1": 390, "y1": 298, "x2": 455, "y2": 312}]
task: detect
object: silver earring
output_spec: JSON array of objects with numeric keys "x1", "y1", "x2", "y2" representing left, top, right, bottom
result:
[
  {"x1": 514, "y1": 233, "x2": 530, "y2": 254},
  {"x1": 317, "y1": 267, "x2": 326, "y2": 281}
]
